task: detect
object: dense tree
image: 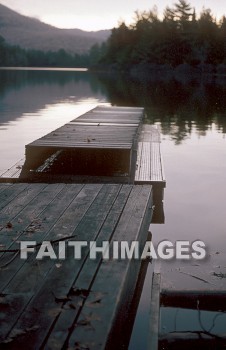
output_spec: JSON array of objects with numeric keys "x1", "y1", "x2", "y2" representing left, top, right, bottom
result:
[
  {"x1": 96, "y1": 1, "x2": 226, "y2": 70},
  {"x1": 175, "y1": 0, "x2": 193, "y2": 23}
]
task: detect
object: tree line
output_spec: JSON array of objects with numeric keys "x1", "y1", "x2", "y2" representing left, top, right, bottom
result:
[
  {"x1": 1, "y1": 1, "x2": 226, "y2": 69},
  {"x1": 0, "y1": 36, "x2": 105, "y2": 67},
  {"x1": 94, "y1": 0, "x2": 226, "y2": 70}
]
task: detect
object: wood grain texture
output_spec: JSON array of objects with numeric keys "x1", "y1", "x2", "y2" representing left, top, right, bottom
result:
[{"x1": 0, "y1": 183, "x2": 153, "y2": 349}]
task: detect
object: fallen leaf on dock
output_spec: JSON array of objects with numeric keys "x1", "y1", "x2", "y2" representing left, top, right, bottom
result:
[
  {"x1": 74, "y1": 341, "x2": 92, "y2": 350},
  {"x1": 55, "y1": 263, "x2": 62, "y2": 268},
  {"x1": 212, "y1": 272, "x2": 226, "y2": 279},
  {"x1": 70, "y1": 287, "x2": 90, "y2": 298},
  {"x1": 53, "y1": 294, "x2": 71, "y2": 303}
]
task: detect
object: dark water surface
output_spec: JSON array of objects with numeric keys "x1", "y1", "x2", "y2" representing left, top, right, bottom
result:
[{"x1": 0, "y1": 68, "x2": 226, "y2": 348}]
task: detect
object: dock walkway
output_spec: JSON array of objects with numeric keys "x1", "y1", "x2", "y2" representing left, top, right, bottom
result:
[
  {"x1": 0, "y1": 182, "x2": 152, "y2": 349},
  {"x1": 135, "y1": 125, "x2": 165, "y2": 186}
]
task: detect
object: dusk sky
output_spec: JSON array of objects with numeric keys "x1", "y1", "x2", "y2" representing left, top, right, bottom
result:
[{"x1": 1, "y1": 0, "x2": 226, "y2": 31}]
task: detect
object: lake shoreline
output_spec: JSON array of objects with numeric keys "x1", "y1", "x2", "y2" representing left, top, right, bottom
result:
[{"x1": 90, "y1": 63, "x2": 226, "y2": 83}]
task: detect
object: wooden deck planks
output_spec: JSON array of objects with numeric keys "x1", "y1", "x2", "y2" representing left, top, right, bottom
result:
[
  {"x1": 27, "y1": 107, "x2": 143, "y2": 150},
  {"x1": 135, "y1": 125, "x2": 165, "y2": 186},
  {"x1": 28, "y1": 124, "x2": 139, "y2": 149},
  {"x1": 0, "y1": 183, "x2": 30, "y2": 211},
  {"x1": 0, "y1": 184, "x2": 85, "y2": 289},
  {"x1": 0, "y1": 183, "x2": 152, "y2": 349},
  {"x1": 139, "y1": 125, "x2": 161, "y2": 143},
  {"x1": 67, "y1": 185, "x2": 152, "y2": 350},
  {"x1": 0, "y1": 159, "x2": 24, "y2": 180},
  {"x1": 44, "y1": 185, "x2": 134, "y2": 349},
  {"x1": 72, "y1": 106, "x2": 144, "y2": 125}
]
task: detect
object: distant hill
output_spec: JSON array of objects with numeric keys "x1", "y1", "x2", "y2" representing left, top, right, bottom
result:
[{"x1": 0, "y1": 4, "x2": 110, "y2": 54}]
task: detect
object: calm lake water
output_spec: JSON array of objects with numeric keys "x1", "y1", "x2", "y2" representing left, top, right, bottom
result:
[{"x1": 0, "y1": 68, "x2": 226, "y2": 348}]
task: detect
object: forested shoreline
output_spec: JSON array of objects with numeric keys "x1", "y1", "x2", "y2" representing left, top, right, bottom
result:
[
  {"x1": 0, "y1": 36, "x2": 105, "y2": 68},
  {"x1": 1, "y1": 0, "x2": 226, "y2": 73},
  {"x1": 92, "y1": 0, "x2": 226, "y2": 74}
]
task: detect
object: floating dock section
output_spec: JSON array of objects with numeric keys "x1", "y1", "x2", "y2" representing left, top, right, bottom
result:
[{"x1": 20, "y1": 106, "x2": 143, "y2": 180}]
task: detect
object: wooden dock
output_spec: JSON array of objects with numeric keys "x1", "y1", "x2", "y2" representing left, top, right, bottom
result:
[
  {"x1": 0, "y1": 108, "x2": 165, "y2": 190},
  {"x1": 0, "y1": 182, "x2": 152, "y2": 349},
  {"x1": 19, "y1": 106, "x2": 144, "y2": 180},
  {"x1": 0, "y1": 106, "x2": 166, "y2": 349}
]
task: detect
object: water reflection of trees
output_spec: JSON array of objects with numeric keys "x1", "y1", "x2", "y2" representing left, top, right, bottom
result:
[
  {"x1": 94, "y1": 73, "x2": 226, "y2": 143},
  {"x1": 0, "y1": 69, "x2": 101, "y2": 97}
]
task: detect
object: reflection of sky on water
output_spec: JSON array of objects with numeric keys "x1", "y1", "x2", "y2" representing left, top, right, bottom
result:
[
  {"x1": 155, "y1": 124, "x2": 226, "y2": 290},
  {"x1": 0, "y1": 69, "x2": 108, "y2": 172},
  {"x1": 0, "y1": 99, "x2": 105, "y2": 172},
  {"x1": 130, "y1": 123, "x2": 226, "y2": 350}
]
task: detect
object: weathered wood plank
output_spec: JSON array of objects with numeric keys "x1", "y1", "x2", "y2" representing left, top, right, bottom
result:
[
  {"x1": 2, "y1": 185, "x2": 122, "y2": 348},
  {"x1": 0, "y1": 183, "x2": 14, "y2": 193},
  {"x1": 29, "y1": 118, "x2": 140, "y2": 150},
  {"x1": 73, "y1": 106, "x2": 144, "y2": 124},
  {"x1": 139, "y1": 125, "x2": 161, "y2": 143},
  {"x1": 151, "y1": 143, "x2": 163, "y2": 182},
  {"x1": 135, "y1": 124, "x2": 165, "y2": 186},
  {"x1": 0, "y1": 183, "x2": 30, "y2": 211},
  {"x1": 70, "y1": 122, "x2": 139, "y2": 127},
  {"x1": 0, "y1": 184, "x2": 83, "y2": 290},
  {"x1": 0, "y1": 183, "x2": 47, "y2": 225},
  {"x1": 1, "y1": 184, "x2": 102, "y2": 293},
  {"x1": 0, "y1": 184, "x2": 103, "y2": 343},
  {"x1": 135, "y1": 142, "x2": 165, "y2": 185},
  {"x1": 161, "y1": 289, "x2": 226, "y2": 311},
  {"x1": 147, "y1": 273, "x2": 161, "y2": 350},
  {"x1": 0, "y1": 159, "x2": 25, "y2": 179},
  {"x1": 45, "y1": 185, "x2": 133, "y2": 349},
  {"x1": 0, "y1": 184, "x2": 65, "y2": 258},
  {"x1": 0, "y1": 293, "x2": 34, "y2": 343},
  {"x1": 36, "y1": 150, "x2": 62, "y2": 172},
  {"x1": 67, "y1": 185, "x2": 152, "y2": 350}
]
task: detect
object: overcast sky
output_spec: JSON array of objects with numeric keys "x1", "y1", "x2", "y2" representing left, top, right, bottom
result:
[{"x1": 1, "y1": 0, "x2": 226, "y2": 31}]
